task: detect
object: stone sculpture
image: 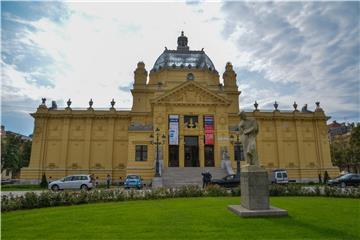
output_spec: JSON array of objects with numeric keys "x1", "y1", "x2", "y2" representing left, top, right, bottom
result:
[{"x1": 238, "y1": 111, "x2": 259, "y2": 166}]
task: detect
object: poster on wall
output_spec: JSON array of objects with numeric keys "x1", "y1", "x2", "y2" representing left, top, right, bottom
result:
[
  {"x1": 204, "y1": 115, "x2": 214, "y2": 145},
  {"x1": 169, "y1": 115, "x2": 179, "y2": 145}
]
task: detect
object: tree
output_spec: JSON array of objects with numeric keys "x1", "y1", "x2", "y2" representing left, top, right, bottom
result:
[
  {"x1": 330, "y1": 123, "x2": 360, "y2": 173},
  {"x1": 21, "y1": 140, "x2": 32, "y2": 167},
  {"x1": 1, "y1": 134, "x2": 22, "y2": 177},
  {"x1": 349, "y1": 124, "x2": 360, "y2": 173},
  {"x1": 1, "y1": 133, "x2": 32, "y2": 178}
]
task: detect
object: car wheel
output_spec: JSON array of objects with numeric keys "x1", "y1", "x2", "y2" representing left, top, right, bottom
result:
[
  {"x1": 340, "y1": 182, "x2": 346, "y2": 188},
  {"x1": 80, "y1": 184, "x2": 89, "y2": 191},
  {"x1": 51, "y1": 185, "x2": 59, "y2": 191}
]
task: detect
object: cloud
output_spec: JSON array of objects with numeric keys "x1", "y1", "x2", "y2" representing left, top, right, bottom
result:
[
  {"x1": 1, "y1": 2, "x2": 234, "y2": 134},
  {"x1": 1, "y1": 2, "x2": 359, "y2": 135},
  {"x1": 221, "y1": 2, "x2": 359, "y2": 121}
]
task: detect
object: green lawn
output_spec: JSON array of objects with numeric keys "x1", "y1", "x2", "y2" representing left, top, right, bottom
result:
[{"x1": 2, "y1": 197, "x2": 360, "y2": 240}]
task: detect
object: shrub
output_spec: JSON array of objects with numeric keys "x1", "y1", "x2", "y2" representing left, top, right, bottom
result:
[
  {"x1": 269, "y1": 184, "x2": 286, "y2": 196},
  {"x1": 175, "y1": 185, "x2": 204, "y2": 198},
  {"x1": 21, "y1": 192, "x2": 38, "y2": 209},
  {"x1": 39, "y1": 173, "x2": 48, "y2": 189},
  {"x1": 205, "y1": 185, "x2": 229, "y2": 197},
  {"x1": 230, "y1": 187, "x2": 241, "y2": 196},
  {"x1": 2, "y1": 185, "x2": 360, "y2": 212}
]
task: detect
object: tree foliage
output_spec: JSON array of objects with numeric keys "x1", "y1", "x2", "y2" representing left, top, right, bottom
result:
[
  {"x1": 330, "y1": 123, "x2": 360, "y2": 173},
  {"x1": 1, "y1": 133, "x2": 32, "y2": 178}
]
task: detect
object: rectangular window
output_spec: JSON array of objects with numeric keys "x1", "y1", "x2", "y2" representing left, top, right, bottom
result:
[{"x1": 135, "y1": 145, "x2": 148, "y2": 161}]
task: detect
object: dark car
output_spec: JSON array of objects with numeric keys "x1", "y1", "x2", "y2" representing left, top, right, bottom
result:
[
  {"x1": 327, "y1": 173, "x2": 360, "y2": 187},
  {"x1": 211, "y1": 174, "x2": 240, "y2": 188}
]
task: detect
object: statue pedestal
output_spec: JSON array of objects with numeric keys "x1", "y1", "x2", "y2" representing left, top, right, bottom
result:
[
  {"x1": 228, "y1": 165, "x2": 288, "y2": 217},
  {"x1": 240, "y1": 165, "x2": 269, "y2": 210},
  {"x1": 152, "y1": 177, "x2": 163, "y2": 188}
]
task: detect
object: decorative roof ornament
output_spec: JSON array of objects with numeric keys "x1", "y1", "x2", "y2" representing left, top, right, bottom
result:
[
  {"x1": 223, "y1": 62, "x2": 237, "y2": 87},
  {"x1": 274, "y1": 101, "x2": 279, "y2": 111},
  {"x1": 66, "y1": 98, "x2": 72, "y2": 108},
  {"x1": 88, "y1": 98, "x2": 93, "y2": 109},
  {"x1": 110, "y1": 98, "x2": 115, "y2": 109},
  {"x1": 177, "y1": 31, "x2": 189, "y2": 51},
  {"x1": 254, "y1": 101, "x2": 259, "y2": 111},
  {"x1": 38, "y1": 97, "x2": 48, "y2": 110},
  {"x1": 50, "y1": 101, "x2": 57, "y2": 110},
  {"x1": 315, "y1": 102, "x2": 323, "y2": 112},
  {"x1": 301, "y1": 104, "x2": 312, "y2": 113},
  {"x1": 293, "y1": 101, "x2": 298, "y2": 112}
]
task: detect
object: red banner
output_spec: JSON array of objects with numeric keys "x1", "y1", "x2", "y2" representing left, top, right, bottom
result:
[{"x1": 204, "y1": 115, "x2": 214, "y2": 145}]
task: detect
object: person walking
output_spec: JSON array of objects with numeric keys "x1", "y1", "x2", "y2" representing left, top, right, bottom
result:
[
  {"x1": 106, "y1": 174, "x2": 111, "y2": 189},
  {"x1": 201, "y1": 170, "x2": 212, "y2": 188}
]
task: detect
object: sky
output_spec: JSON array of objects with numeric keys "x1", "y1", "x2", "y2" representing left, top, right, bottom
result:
[{"x1": 1, "y1": 1, "x2": 359, "y2": 136}]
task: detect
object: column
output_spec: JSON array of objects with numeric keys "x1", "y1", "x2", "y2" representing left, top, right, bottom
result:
[
  {"x1": 179, "y1": 115, "x2": 184, "y2": 167},
  {"x1": 274, "y1": 118, "x2": 284, "y2": 168},
  {"x1": 39, "y1": 117, "x2": 49, "y2": 179},
  {"x1": 294, "y1": 119, "x2": 304, "y2": 180},
  {"x1": 199, "y1": 114, "x2": 204, "y2": 167},
  {"x1": 83, "y1": 118, "x2": 93, "y2": 171},
  {"x1": 107, "y1": 118, "x2": 115, "y2": 176},
  {"x1": 59, "y1": 118, "x2": 71, "y2": 174}
]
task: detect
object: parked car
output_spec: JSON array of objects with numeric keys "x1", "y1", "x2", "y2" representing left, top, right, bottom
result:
[
  {"x1": 1, "y1": 179, "x2": 16, "y2": 185},
  {"x1": 327, "y1": 173, "x2": 360, "y2": 187},
  {"x1": 48, "y1": 175, "x2": 93, "y2": 191},
  {"x1": 270, "y1": 169, "x2": 289, "y2": 184},
  {"x1": 211, "y1": 174, "x2": 240, "y2": 188},
  {"x1": 124, "y1": 175, "x2": 143, "y2": 189}
]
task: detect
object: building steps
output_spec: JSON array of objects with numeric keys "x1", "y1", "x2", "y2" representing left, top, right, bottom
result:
[{"x1": 162, "y1": 167, "x2": 228, "y2": 187}]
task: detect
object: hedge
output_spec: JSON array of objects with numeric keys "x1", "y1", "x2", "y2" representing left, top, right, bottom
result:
[{"x1": 2, "y1": 185, "x2": 359, "y2": 212}]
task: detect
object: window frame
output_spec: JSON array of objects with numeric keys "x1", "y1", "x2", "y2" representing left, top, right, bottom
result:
[{"x1": 135, "y1": 145, "x2": 148, "y2": 161}]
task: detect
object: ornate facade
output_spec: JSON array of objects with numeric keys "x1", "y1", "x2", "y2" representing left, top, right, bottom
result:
[{"x1": 21, "y1": 32, "x2": 338, "y2": 183}]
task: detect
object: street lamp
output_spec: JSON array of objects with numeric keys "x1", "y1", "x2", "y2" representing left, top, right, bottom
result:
[
  {"x1": 230, "y1": 128, "x2": 242, "y2": 178},
  {"x1": 150, "y1": 128, "x2": 166, "y2": 177}
]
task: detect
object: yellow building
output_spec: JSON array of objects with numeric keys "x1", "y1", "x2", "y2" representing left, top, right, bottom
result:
[{"x1": 21, "y1": 32, "x2": 338, "y2": 184}]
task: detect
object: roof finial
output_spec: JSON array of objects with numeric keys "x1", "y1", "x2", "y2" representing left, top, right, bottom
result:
[{"x1": 177, "y1": 31, "x2": 189, "y2": 51}]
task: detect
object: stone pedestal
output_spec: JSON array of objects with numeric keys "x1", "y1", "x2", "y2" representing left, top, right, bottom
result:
[
  {"x1": 241, "y1": 165, "x2": 269, "y2": 210},
  {"x1": 228, "y1": 165, "x2": 288, "y2": 217},
  {"x1": 152, "y1": 177, "x2": 163, "y2": 188}
]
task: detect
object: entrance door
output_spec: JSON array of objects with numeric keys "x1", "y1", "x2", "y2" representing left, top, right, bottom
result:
[
  {"x1": 204, "y1": 145, "x2": 214, "y2": 167},
  {"x1": 184, "y1": 136, "x2": 199, "y2": 167},
  {"x1": 168, "y1": 145, "x2": 179, "y2": 167}
]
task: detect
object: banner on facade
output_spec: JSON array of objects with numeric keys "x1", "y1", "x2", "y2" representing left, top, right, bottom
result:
[
  {"x1": 204, "y1": 115, "x2": 214, "y2": 145},
  {"x1": 169, "y1": 115, "x2": 179, "y2": 145}
]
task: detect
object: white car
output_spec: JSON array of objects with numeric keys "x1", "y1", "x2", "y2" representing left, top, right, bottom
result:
[
  {"x1": 270, "y1": 169, "x2": 289, "y2": 184},
  {"x1": 48, "y1": 175, "x2": 93, "y2": 191}
]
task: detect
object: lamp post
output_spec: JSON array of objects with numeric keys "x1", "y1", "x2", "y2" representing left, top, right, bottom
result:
[
  {"x1": 230, "y1": 128, "x2": 242, "y2": 178},
  {"x1": 150, "y1": 128, "x2": 166, "y2": 177}
]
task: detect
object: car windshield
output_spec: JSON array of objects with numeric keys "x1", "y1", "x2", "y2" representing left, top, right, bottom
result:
[
  {"x1": 340, "y1": 174, "x2": 352, "y2": 179},
  {"x1": 127, "y1": 175, "x2": 139, "y2": 180},
  {"x1": 334, "y1": 174, "x2": 351, "y2": 180},
  {"x1": 282, "y1": 173, "x2": 288, "y2": 178}
]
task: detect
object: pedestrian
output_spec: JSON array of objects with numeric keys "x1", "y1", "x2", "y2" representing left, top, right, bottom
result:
[
  {"x1": 206, "y1": 170, "x2": 212, "y2": 187},
  {"x1": 201, "y1": 170, "x2": 212, "y2": 188},
  {"x1": 106, "y1": 174, "x2": 111, "y2": 189}
]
